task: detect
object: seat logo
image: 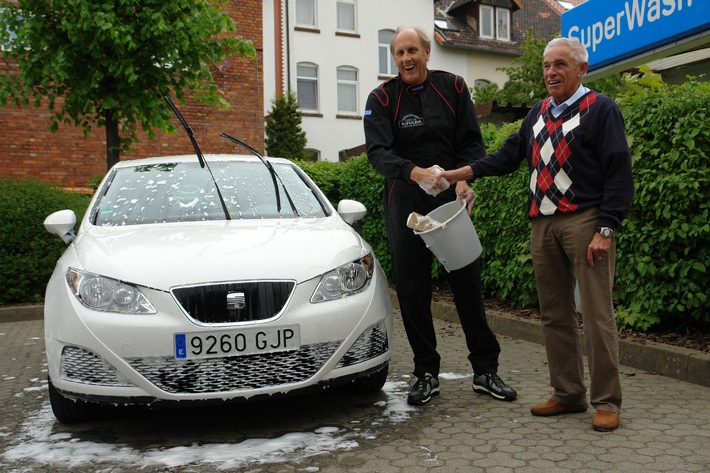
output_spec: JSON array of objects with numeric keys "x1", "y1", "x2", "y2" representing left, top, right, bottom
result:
[{"x1": 227, "y1": 292, "x2": 246, "y2": 310}]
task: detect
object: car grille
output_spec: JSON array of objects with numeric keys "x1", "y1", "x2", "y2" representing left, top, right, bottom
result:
[
  {"x1": 57, "y1": 322, "x2": 389, "y2": 395},
  {"x1": 127, "y1": 341, "x2": 341, "y2": 394},
  {"x1": 172, "y1": 281, "x2": 295, "y2": 324},
  {"x1": 336, "y1": 321, "x2": 389, "y2": 368},
  {"x1": 60, "y1": 346, "x2": 135, "y2": 387}
]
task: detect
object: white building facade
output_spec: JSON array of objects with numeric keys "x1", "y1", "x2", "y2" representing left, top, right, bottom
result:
[{"x1": 263, "y1": 0, "x2": 466, "y2": 162}]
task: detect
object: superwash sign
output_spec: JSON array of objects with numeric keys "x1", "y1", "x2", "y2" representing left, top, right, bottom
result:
[{"x1": 562, "y1": 0, "x2": 710, "y2": 72}]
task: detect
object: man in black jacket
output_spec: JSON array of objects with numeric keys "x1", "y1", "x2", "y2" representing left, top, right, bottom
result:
[{"x1": 363, "y1": 26, "x2": 516, "y2": 406}]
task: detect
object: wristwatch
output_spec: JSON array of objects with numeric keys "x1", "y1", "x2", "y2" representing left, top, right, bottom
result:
[{"x1": 595, "y1": 226, "x2": 614, "y2": 238}]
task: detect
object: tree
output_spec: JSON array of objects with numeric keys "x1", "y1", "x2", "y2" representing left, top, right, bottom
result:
[
  {"x1": 473, "y1": 31, "x2": 547, "y2": 106},
  {"x1": 473, "y1": 31, "x2": 624, "y2": 106},
  {"x1": 265, "y1": 91, "x2": 308, "y2": 160},
  {"x1": 0, "y1": 0, "x2": 256, "y2": 170}
]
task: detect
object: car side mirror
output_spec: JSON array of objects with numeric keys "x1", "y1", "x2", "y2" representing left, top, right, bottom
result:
[
  {"x1": 337, "y1": 199, "x2": 367, "y2": 225},
  {"x1": 44, "y1": 209, "x2": 77, "y2": 245}
]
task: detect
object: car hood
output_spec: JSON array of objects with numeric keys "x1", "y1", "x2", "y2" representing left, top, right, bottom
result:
[{"x1": 70, "y1": 218, "x2": 367, "y2": 289}]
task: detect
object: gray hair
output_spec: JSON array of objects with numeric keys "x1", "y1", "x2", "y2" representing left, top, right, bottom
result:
[
  {"x1": 390, "y1": 26, "x2": 431, "y2": 55},
  {"x1": 544, "y1": 37, "x2": 588, "y2": 64}
]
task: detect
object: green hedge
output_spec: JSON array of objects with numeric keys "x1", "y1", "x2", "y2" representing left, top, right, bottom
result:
[
  {"x1": 472, "y1": 122, "x2": 537, "y2": 307},
  {"x1": 0, "y1": 178, "x2": 90, "y2": 305},
  {"x1": 614, "y1": 78, "x2": 709, "y2": 329},
  {"x1": 2, "y1": 78, "x2": 707, "y2": 332}
]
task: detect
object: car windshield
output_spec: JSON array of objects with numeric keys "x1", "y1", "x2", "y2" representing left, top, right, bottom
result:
[{"x1": 92, "y1": 160, "x2": 329, "y2": 226}]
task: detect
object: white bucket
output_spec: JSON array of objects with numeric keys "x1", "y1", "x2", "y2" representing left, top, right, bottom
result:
[{"x1": 414, "y1": 200, "x2": 482, "y2": 272}]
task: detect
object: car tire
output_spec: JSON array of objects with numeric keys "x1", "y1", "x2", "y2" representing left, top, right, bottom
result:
[
  {"x1": 350, "y1": 362, "x2": 388, "y2": 393},
  {"x1": 48, "y1": 377, "x2": 98, "y2": 423}
]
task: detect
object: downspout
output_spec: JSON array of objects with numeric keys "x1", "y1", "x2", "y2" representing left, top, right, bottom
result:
[
  {"x1": 284, "y1": 0, "x2": 291, "y2": 93},
  {"x1": 274, "y1": 0, "x2": 284, "y2": 97}
]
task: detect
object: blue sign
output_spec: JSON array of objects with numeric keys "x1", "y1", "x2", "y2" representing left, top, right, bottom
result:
[{"x1": 562, "y1": 0, "x2": 710, "y2": 72}]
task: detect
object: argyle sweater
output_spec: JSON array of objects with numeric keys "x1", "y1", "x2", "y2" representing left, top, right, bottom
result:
[{"x1": 470, "y1": 91, "x2": 633, "y2": 229}]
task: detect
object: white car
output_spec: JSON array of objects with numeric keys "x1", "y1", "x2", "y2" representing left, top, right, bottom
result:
[{"x1": 43, "y1": 154, "x2": 392, "y2": 423}]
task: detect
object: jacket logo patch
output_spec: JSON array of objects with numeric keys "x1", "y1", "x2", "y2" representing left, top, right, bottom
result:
[{"x1": 399, "y1": 114, "x2": 424, "y2": 129}]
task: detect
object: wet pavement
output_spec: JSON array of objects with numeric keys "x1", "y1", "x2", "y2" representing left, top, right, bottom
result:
[{"x1": 1, "y1": 307, "x2": 709, "y2": 472}]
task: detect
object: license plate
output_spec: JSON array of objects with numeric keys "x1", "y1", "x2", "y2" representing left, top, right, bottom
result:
[{"x1": 174, "y1": 325, "x2": 300, "y2": 359}]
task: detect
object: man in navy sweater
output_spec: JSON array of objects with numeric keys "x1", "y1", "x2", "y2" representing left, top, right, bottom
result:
[
  {"x1": 439, "y1": 37, "x2": 634, "y2": 432},
  {"x1": 364, "y1": 26, "x2": 517, "y2": 406}
]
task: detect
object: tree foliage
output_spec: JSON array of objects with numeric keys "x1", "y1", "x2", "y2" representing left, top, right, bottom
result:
[
  {"x1": 265, "y1": 91, "x2": 308, "y2": 160},
  {"x1": 473, "y1": 31, "x2": 625, "y2": 106},
  {"x1": 0, "y1": 0, "x2": 256, "y2": 169},
  {"x1": 473, "y1": 31, "x2": 547, "y2": 106},
  {"x1": 613, "y1": 71, "x2": 709, "y2": 330}
]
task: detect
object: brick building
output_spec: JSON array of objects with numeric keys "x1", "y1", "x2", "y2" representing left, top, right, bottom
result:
[{"x1": 0, "y1": 0, "x2": 263, "y2": 189}]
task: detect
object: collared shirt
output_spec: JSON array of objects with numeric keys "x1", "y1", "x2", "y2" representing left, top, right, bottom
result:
[{"x1": 550, "y1": 84, "x2": 590, "y2": 117}]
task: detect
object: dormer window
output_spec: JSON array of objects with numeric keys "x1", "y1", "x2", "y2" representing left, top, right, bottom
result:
[{"x1": 480, "y1": 5, "x2": 510, "y2": 42}]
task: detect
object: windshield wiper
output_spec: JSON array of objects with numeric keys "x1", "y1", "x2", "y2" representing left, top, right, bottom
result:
[
  {"x1": 219, "y1": 132, "x2": 299, "y2": 216},
  {"x1": 164, "y1": 96, "x2": 231, "y2": 220}
]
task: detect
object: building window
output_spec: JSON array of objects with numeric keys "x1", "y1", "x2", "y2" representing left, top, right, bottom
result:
[
  {"x1": 378, "y1": 29, "x2": 397, "y2": 76},
  {"x1": 337, "y1": 67, "x2": 358, "y2": 114},
  {"x1": 305, "y1": 149, "x2": 320, "y2": 161},
  {"x1": 296, "y1": 0, "x2": 316, "y2": 28},
  {"x1": 479, "y1": 5, "x2": 510, "y2": 42},
  {"x1": 480, "y1": 5, "x2": 494, "y2": 39},
  {"x1": 297, "y1": 63, "x2": 319, "y2": 111},
  {"x1": 336, "y1": 0, "x2": 357, "y2": 33},
  {"x1": 496, "y1": 8, "x2": 510, "y2": 41},
  {"x1": 474, "y1": 79, "x2": 491, "y2": 88}
]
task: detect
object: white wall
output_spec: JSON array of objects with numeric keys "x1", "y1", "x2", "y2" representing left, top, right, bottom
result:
[
  {"x1": 465, "y1": 51, "x2": 513, "y2": 89},
  {"x1": 263, "y1": 1, "x2": 471, "y2": 161}
]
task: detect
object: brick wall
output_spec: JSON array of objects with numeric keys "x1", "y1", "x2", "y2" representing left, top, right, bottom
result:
[{"x1": 0, "y1": 0, "x2": 263, "y2": 188}]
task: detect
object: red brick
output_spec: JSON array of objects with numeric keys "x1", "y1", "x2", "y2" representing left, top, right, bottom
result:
[{"x1": 0, "y1": 0, "x2": 263, "y2": 188}]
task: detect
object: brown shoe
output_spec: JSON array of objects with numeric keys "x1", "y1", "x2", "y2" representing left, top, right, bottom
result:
[
  {"x1": 592, "y1": 410, "x2": 620, "y2": 432},
  {"x1": 530, "y1": 399, "x2": 588, "y2": 416}
]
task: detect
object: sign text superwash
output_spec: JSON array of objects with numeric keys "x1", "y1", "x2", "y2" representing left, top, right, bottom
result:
[
  {"x1": 562, "y1": 0, "x2": 708, "y2": 72},
  {"x1": 567, "y1": 0, "x2": 696, "y2": 53}
]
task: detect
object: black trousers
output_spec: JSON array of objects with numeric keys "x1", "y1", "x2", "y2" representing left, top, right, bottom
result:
[{"x1": 384, "y1": 180, "x2": 501, "y2": 379}]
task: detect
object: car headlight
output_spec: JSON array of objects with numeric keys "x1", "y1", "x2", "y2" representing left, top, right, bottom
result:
[
  {"x1": 310, "y1": 254, "x2": 375, "y2": 303},
  {"x1": 66, "y1": 268, "x2": 157, "y2": 314}
]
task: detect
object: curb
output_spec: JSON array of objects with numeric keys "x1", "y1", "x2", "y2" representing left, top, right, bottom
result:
[
  {"x1": 3, "y1": 300, "x2": 709, "y2": 388},
  {"x1": 393, "y1": 293, "x2": 710, "y2": 388},
  {"x1": 0, "y1": 305, "x2": 43, "y2": 323}
]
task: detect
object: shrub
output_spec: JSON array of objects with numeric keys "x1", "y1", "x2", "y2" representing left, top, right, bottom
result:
[
  {"x1": 614, "y1": 77, "x2": 709, "y2": 329},
  {"x1": 337, "y1": 155, "x2": 391, "y2": 277},
  {"x1": 0, "y1": 178, "x2": 90, "y2": 305},
  {"x1": 295, "y1": 159, "x2": 344, "y2": 204},
  {"x1": 265, "y1": 91, "x2": 308, "y2": 161},
  {"x1": 3, "y1": 78, "x2": 707, "y2": 333},
  {"x1": 472, "y1": 122, "x2": 537, "y2": 307}
]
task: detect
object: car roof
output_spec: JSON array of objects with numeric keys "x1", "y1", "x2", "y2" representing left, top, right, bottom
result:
[{"x1": 111, "y1": 154, "x2": 293, "y2": 169}]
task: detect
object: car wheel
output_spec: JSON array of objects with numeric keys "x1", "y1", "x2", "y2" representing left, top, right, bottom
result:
[
  {"x1": 47, "y1": 377, "x2": 98, "y2": 423},
  {"x1": 350, "y1": 363, "x2": 388, "y2": 393}
]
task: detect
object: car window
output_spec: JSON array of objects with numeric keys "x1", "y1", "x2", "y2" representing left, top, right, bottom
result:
[{"x1": 93, "y1": 161, "x2": 329, "y2": 226}]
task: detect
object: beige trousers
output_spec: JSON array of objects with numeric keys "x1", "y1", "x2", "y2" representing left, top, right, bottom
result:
[{"x1": 530, "y1": 208, "x2": 622, "y2": 413}]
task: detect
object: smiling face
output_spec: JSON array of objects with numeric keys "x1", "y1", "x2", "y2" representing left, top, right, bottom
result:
[
  {"x1": 392, "y1": 28, "x2": 430, "y2": 85},
  {"x1": 543, "y1": 44, "x2": 588, "y2": 103}
]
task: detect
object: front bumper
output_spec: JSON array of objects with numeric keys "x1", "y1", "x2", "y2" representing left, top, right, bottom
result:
[{"x1": 44, "y1": 266, "x2": 393, "y2": 405}]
